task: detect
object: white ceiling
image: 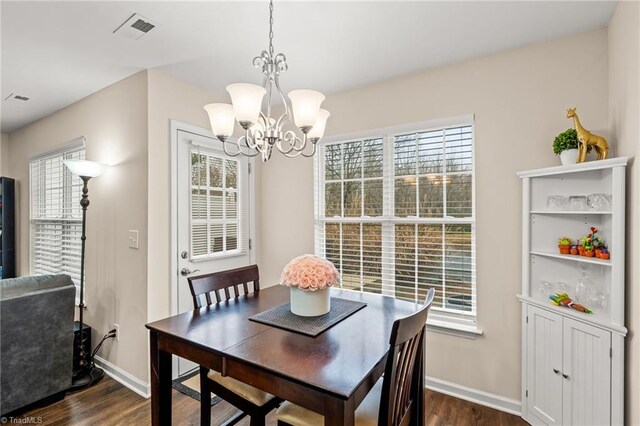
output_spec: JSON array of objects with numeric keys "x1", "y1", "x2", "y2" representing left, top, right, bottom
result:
[{"x1": 1, "y1": 1, "x2": 617, "y2": 133}]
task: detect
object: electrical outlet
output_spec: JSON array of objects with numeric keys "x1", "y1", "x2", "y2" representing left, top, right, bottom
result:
[{"x1": 113, "y1": 323, "x2": 120, "y2": 341}]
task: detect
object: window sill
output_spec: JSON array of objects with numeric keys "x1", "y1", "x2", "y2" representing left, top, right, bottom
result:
[{"x1": 426, "y1": 318, "x2": 483, "y2": 339}]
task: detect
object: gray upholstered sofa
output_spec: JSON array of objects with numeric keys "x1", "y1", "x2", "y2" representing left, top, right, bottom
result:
[{"x1": 0, "y1": 275, "x2": 75, "y2": 415}]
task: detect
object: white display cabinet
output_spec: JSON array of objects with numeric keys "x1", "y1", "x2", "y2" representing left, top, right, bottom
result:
[{"x1": 517, "y1": 157, "x2": 627, "y2": 426}]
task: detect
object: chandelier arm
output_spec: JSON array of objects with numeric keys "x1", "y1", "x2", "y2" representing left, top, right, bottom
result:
[
  {"x1": 281, "y1": 142, "x2": 317, "y2": 158},
  {"x1": 300, "y1": 142, "x2": 318, "y2": 158},
  {"x1": 237, "y1": 135, "x2": 260, "y2": 157},
  {"x1": 273, "y1": 73, "x2": 291, "y2": 118},
  {"x1": 257, "y1": 112, "x2": 269, "y2": 130},
  {"x1": 244, "y1": 127, "x2": 260, "y2": 150},
  {"x1": 274, "y1": 113, "x2": 289, "y2": 132},
  {"x1": 288, "y1": 132, "x2": 308, "y2": 152},
  {"x1": 276, "y1": 131, "x2": 300, "y2": 155},
  {"x1": 221, "y1": 139, "x2": 243, "y2": 157}
]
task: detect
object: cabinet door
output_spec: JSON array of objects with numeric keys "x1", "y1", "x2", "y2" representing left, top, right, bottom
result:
[
  {"x1": 562, "y1": 318, "x2": 611, "y2": 426},
  {"x1": 526, "y1": 306, "x2": 563, "y2": 425}
]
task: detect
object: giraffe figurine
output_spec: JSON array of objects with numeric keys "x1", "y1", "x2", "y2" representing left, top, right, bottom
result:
[{"x1": 567, "y1": 107, "x2": 609, "y2": 162}]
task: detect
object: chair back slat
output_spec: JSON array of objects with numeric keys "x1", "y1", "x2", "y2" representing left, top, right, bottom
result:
[
  {"x1": 379, "y1": 288, "x2": 435, "y2": 426},
  {"x1": 187, "y1": 265, "x2": 260, "y2": 309}
]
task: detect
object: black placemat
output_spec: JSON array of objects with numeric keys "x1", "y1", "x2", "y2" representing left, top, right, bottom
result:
[{"x1": 249, "y1": 297, "x2": 367, "y2": 337}]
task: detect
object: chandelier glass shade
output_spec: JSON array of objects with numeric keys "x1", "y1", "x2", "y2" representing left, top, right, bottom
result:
[{"x1": 204, "y1": 0, "x2": 330, "y2": 162}]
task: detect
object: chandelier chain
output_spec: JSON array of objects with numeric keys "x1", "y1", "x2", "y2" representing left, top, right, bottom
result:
[{"x1": 268, "y1": 0, "x2": 274, "y2": 57}]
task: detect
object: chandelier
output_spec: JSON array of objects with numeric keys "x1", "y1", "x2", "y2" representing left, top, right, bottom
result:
[{"x1": 204, "y1": 0, "x2": 330, "y2": 162}]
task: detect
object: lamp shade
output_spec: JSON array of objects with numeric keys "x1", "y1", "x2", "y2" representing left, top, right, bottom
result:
[
  {"x1": 287, "y1": 89, "x2": 325, "y2": 130},
  {"x1": 226, "y1": 83, "x2": 266, "y2": 126},
  {"x1": 308, "y1": 109, "x2": 331, "y2": 140},
  {"x1": 64, "y1": 160, "x2": 107, "y2": 178},
  {"x1": 204, "y1": 103, "x2": 235, "y2": 140}
]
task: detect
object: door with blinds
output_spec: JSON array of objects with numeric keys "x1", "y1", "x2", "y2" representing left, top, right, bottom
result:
[{"x1": 176, "y1": 129, "x2": 251, "y2": 377}]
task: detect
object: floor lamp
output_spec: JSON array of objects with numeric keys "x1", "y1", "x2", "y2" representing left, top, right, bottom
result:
[{"x1": 64, "y1": 159, "x2": 107, "y2": 390}]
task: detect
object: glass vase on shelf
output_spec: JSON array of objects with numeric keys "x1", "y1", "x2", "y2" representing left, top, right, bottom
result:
[
  {"x1": 539, "y1": 280, "x2": 553, "y2": 300},
  {"x1": 574, "y1": 264, "x2": 596, "y2": 310}
]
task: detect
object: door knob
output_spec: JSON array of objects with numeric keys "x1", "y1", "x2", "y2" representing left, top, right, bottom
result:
[
  {"x1": 562, "y1": 373, "x2": 570, "y2": 379},
  {"x1": 181, "y1": 268, "x2": 200, "y2": 277},
  {"x1": 553, "y1": 369, "x2": 560, "y2": 375}
]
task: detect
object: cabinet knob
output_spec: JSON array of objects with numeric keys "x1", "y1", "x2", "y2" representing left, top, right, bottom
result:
[
  {"x1": 553, "y1": 369, "x2": 560, "y2": 375},
  {"x1": 562, "y1": 373, "x2": 570, "y2": 379}
]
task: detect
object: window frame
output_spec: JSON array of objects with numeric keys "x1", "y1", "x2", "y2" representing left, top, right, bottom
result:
[
  {"x1": 188, "y1": 144, "x2": 246, "y2": 262},
  {"x1": 314, "y1": 115, "x2": 480, "y2": 335},
  {"x1": 29, "y1": 138, "x2": 86, "y2": 303}
]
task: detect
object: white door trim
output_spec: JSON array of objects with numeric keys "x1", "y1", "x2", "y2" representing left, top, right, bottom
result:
[{"x1": 169, "y1": 120, "x2": 256, "y2": 377}]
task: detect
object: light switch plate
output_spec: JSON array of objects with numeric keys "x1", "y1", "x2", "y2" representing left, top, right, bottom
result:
[{"x1": 128, "y1": 230, "x2": 139, "y2": 249}]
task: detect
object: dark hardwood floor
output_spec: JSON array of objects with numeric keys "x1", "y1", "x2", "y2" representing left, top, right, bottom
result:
[{"x1": 17, "y1": 376, "x2": 526, "y2": 425}]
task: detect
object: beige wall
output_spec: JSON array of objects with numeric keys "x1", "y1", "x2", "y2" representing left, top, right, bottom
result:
[
  {"x1": 5, "y1": 71, "x2": 150, "y2": 382},
  {"x1": 146, "y1": 69, "x2": 223, "y2": 322},
  {"x1": 608, "y1": 2, "x2": 640, "y2": 424},
  {"x1": 0, "y1": 133, "x2": 8, "y2": 176},
  {"x1": 259, "y1": 29, "x2": 609, "y2": 400}
]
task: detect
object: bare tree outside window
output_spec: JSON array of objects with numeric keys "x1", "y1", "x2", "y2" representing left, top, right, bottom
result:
[{"x1": 317, "y1": 123, "x2": 475, "y2": 317}]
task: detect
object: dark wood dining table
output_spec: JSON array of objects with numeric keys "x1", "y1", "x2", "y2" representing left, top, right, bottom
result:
[{"x1": 145, "y1": 285, "x2": 424, "y2": 426}]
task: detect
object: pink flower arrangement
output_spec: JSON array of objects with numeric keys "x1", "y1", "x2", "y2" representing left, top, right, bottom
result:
[{"x1": 280, "y1": 254, "x2": 340, "y2": 292}]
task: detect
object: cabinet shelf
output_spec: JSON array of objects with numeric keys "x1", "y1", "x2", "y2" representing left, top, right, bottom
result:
[
  {"x1": 518, "y1": 295, "x2": 626, "y2": 336},
  {"x1": 530, "y1": 210, "x2": 612, "y2": 215},
  {"x1": 530, "y1": 250, "x2": 612, "y2": 266}
]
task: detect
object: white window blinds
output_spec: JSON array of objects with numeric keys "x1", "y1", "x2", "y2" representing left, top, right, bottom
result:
[
  {"x1": 190, "y1": 148, "x2": 246, "y2": 259},
  {"x1": 315, "y1": 118, "x2": 476, "y2": 324},
  {"x1": 30, "y1": 144, "x2": 85, "y2": 292}
]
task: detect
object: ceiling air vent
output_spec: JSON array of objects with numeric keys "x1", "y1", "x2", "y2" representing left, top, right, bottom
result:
[
  {"x1": 113, "y1": 13, "x2": 156, "y2": 40},
  {"x1": 3, "y1": 93, "x2": 30, "y2": 102}
]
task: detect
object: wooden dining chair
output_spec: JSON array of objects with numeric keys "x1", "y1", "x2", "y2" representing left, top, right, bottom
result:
[
  {"x1": 187, "y1": 265, "x2": 282, "y2": 426},
  {"x1": 275, "y1": 288, "x2": 435, "y2": 426}
]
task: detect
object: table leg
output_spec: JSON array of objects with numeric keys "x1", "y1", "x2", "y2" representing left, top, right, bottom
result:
[
  {"x1": 324, "y1": 397, "x2": 355, "y2": 426},
  {"x1": 150, "y1": 331, "x2": 172, "y2": 426}
]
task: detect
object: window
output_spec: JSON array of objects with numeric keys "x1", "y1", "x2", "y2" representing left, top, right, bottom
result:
[
  {"x1": 315, "y1": 117, "x2": 476, "y2": 329},
  {"x1": 30, "y1": 143, "x2": 85, "y2": 297},
  {"x1": 190, "y1": 149, "x2": 243, "y2": 258}
]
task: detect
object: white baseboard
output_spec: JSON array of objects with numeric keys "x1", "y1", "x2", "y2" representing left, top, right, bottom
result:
[
  {"x1": 94, "y1": 355, "x2": 150, "y2": 399},
  {"x1": 91, "y1": 357, "x2": 520, "y2": 414},
  {"x1": 426, "y1": 376, "x2": 521, "y2": 416}
]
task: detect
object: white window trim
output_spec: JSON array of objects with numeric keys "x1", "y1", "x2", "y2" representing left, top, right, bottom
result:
[
  {"x1": 314, "y1": 115, "x2": 482, "y2": 336},
  {"x1": 29, "y1": 137, "x2": 86, "y2": 306}
]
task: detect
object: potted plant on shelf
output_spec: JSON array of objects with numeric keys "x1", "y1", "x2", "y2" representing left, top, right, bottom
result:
[
  {"x1": 558, "y1": 237, "x2": 573, "y2": 255},
  {"x1": 570, "y1": 244, "x2": 579, "y2": 255},
  {"x1": 595, "y1": 240, "x2": 610, "y2": 259},
  {"x1": 553, "y1": 128, "x2": 591, "y2": 166},
  {"x1": 280, "y1": 254, "x2": 341, "y2": 317},
  {"x1": 581, "y1": 235, "x2": 595, "y2": 257}
]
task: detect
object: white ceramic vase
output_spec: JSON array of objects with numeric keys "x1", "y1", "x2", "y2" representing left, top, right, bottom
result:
[
  {"x1": 560, "y1": 148, "x2": 579, "y2": 166},
  {"x1": 290, "y1": 287, "x2": 331, "y2": 317}
]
